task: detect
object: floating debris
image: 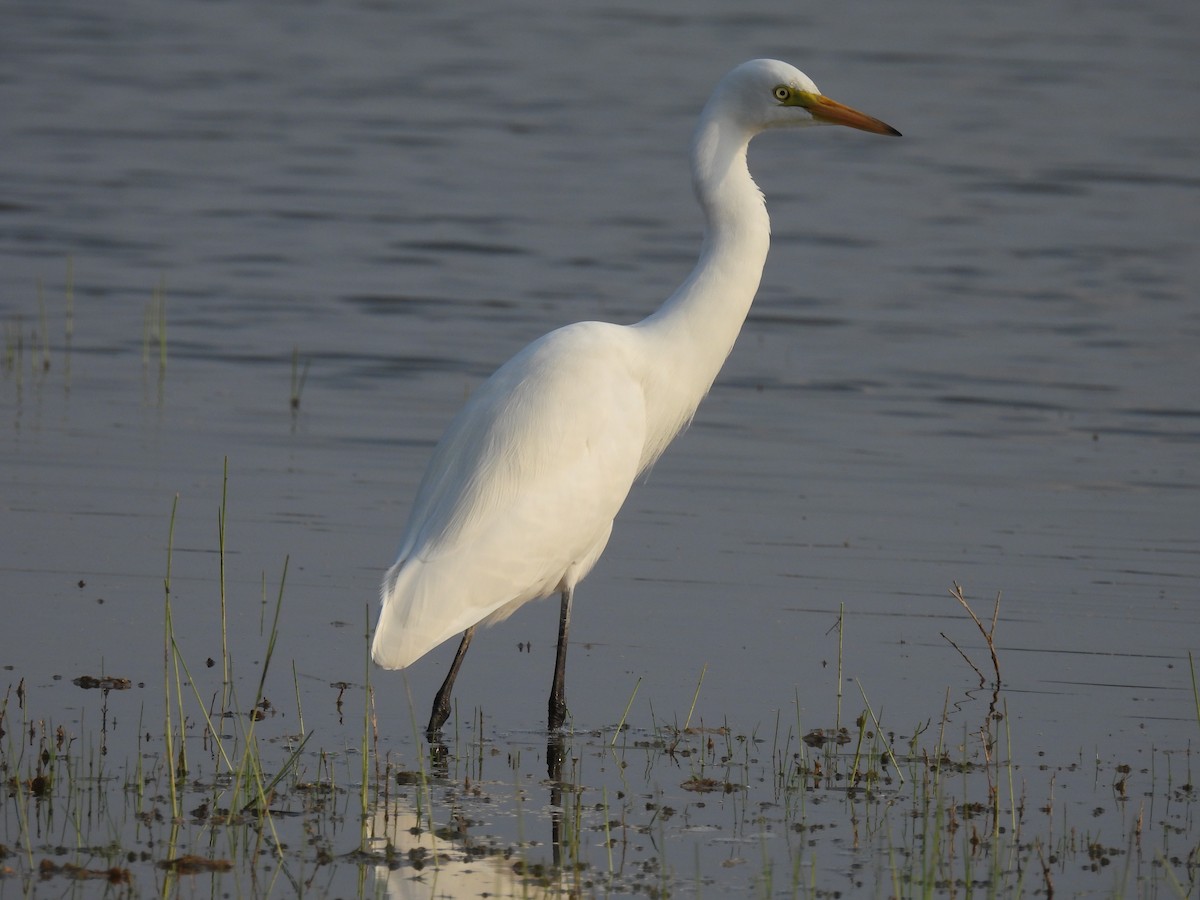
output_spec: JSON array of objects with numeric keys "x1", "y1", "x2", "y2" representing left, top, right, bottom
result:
[
  {"x1": 38, "y1": 859, "x2": 131, "y2": 883},
  {"x1": 72, "y1": 675, "x2": 131, "y2": 691},
  {"x1": 802, "y1": 727, "x2": 851, "y2": 748},
  {"x1": 158, "y1": 855, "x2": 233, "y2": 874},
  {"x1": 681, "y1": 777, "x2": 736, "y2": 794}
]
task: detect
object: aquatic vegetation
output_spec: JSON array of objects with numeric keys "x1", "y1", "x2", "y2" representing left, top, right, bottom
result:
[
  {"x1": 142, "y1": 276, "x2": 167, "y2": 376},
  {"x1": 1, "y1": 485, "x2": 1195, "y2": 900},
  {"x1": 2, "y1": 264, "x2": 68, "y2": 390}
]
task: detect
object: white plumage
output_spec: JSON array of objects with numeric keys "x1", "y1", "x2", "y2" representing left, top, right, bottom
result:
[{"x1": 371, "y1": 59, "x2": 899, "y2": 734}]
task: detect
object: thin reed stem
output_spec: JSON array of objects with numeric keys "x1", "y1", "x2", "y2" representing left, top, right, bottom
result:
[
  {"x1": 612, "y1": 677, "x2": 641, "y2": 747},
  {"x1": 683, "y1": 663, "x2": 707, "y2": 733},
  {"x1": 162, "y1": 494, "x2": 181, "y2": 818},
  {"x1": 219, "y1": 457, "x2": 231, "y2": 716}
]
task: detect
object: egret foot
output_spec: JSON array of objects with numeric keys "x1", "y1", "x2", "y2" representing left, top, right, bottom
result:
[{"x1": 425, "y1": 626, "x2": 474, "y2": 740}]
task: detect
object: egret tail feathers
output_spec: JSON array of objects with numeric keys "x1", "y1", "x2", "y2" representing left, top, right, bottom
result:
[{"x1": 371, "y1": 559, "x2": 508, "y2": 670}]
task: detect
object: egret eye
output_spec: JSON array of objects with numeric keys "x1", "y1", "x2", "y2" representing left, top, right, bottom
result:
[{"x1": 773, "y1": 86, "x2": 790, "y2": 102}]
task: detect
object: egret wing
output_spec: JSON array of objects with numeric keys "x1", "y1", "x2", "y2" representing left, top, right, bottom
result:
[{"x1": 372, "y1": 322, "x2": 647, "y2": 669}]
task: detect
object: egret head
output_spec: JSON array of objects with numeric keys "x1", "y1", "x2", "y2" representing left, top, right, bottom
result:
[{"x1": 713, "y1": 59, "x2": 900, "y2": 137}]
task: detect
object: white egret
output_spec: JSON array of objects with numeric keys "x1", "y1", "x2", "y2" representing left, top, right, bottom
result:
[{"x1": 372, "y1": 59, "x2": 899, "y2": 736}]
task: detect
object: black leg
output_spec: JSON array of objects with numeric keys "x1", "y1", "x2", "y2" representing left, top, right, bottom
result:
[
  {"x1": 548, "y1": 587, "x2": 573, "y2": 730},
  {"x1": 426, "y1": 626, "x2": 474, "y2": 739}
]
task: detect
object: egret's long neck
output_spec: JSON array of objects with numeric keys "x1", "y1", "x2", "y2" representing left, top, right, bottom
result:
[{"x1": 633, "y1": 113, "x2": 770, "y2": 468}]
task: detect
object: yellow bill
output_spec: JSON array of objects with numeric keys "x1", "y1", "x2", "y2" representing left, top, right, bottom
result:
[{"x1": 795, "y1": 91, "x2": 901, "y2": 136}]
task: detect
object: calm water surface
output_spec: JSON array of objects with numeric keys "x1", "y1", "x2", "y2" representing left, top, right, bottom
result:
[{"x1": 2, "y1": 0, "x2": 1197, "y2": 895}]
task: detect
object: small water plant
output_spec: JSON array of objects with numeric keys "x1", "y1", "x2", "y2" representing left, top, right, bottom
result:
[{"x1": 1, "y1": 476, "x2": 1195, "y2": 898}]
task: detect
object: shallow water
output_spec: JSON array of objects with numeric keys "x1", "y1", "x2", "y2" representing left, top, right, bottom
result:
[{"x1": 2, "y1": 0, "x2": 1198, "y2": 896}]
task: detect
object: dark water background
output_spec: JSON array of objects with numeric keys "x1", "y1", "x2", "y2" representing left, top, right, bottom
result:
[{"x1": 2, "y1": 0, "x2": 1197, "y2": 895}]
